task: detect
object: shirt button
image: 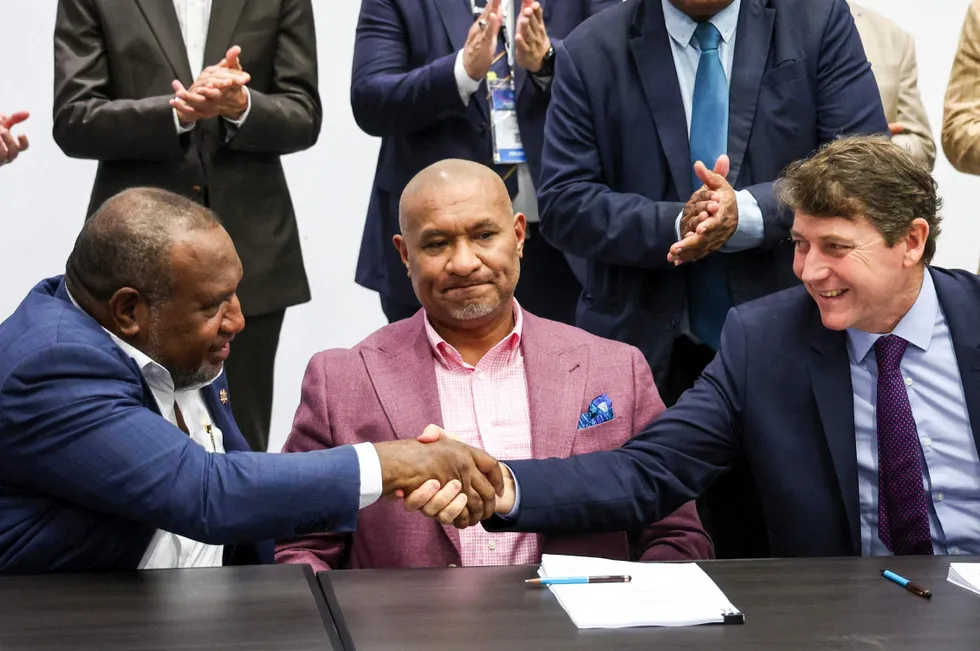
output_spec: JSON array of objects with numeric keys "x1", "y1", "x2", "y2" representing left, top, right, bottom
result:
[
  {"x1": 936, "y1": 493, "x2": 944, "y2": 501},
  {"x1": 923, "y1": 437, "x2": 933, "y2": 447},
  {"x1": 905, "y1": 377, "x2": 913, "y2": 386},
  {"x1": 488, "y1": 540, "x2": 497, "y2": 551},
  {"x1": 952, "y1": 547, "x2": 961, "y2": 555}
]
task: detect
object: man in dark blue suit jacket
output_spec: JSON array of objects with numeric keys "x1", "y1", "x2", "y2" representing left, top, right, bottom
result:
[
  {"x1": 536, "y1": 0, "x2": 888, "y2": 557},
  {"x1": 464, "y1": 136, "x2": 980, "y2": 557},
  {"x1": 351, "y1": 0, "x2": 619, "y2": 326},
  {"x1": 0, "y1": 188, "x2": 502, "y2": 574}
]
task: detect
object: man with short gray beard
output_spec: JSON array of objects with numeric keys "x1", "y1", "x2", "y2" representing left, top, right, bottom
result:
[{"x1": 276, "y1": 160, "x2": 712, "y2": 570}]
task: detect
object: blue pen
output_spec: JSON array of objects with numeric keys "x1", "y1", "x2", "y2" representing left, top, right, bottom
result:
[
  {"x1": 881, "y1": 569, "x2": 932, "y2": 599},
  {"x1": 525, "y1": 575, "x2": 631, "y2": 585}
]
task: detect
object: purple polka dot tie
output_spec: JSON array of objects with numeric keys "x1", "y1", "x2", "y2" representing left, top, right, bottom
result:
[{"x1": 874, "y1": 335, "x2": 933, "y2": 555}]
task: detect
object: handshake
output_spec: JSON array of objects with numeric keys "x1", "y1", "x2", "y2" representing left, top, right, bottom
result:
[{"x1": 374, "y1": 425, "x2": 516, "y2": 528}]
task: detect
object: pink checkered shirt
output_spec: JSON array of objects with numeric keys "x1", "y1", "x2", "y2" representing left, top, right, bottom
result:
[{"x1": 423, "y1": 300, "x2": 541, "y2": 567}]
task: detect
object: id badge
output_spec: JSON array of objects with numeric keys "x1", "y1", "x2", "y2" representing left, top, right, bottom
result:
[{"x1": 487, "y1": 73, "x2": 526, "y2": 164}]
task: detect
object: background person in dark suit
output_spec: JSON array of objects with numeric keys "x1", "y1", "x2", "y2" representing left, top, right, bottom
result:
[
  {"x1": 443, "y1": 136, "x2": 980, "y2": 559},
  {"x1": 351, "y1": 0, "x2": 620, "y2": 326},
  {"x1": 535, "y1": 0, "x2": 889, "y2": 557},
  {"x1": 52, "y1": 0, "x2": 322, "y2": 452}
]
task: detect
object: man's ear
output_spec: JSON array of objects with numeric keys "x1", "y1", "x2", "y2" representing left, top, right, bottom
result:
[
  {"x1": 107, "y1": 287, "x2": 146, "y2": 337},
  {"x1": 514, "y1": 212, "x2": 527, "y2": 258},
  {"x1": 393, "y1": 234, "x2": 411, "y2": 276}
]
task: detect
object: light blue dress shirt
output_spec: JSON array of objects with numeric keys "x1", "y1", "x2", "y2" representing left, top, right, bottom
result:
[
  {"x1": 662, "y1": 0, "x2": 763, "y2": 251},
  {"x1": 848, "y1": 270, "x2": 980, "y2": 556}
]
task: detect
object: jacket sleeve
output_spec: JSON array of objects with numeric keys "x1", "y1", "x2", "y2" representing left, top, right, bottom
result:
[
  {"x1": 350, "y1": 0, "x2": 471, "y2": 138},
  {"x1": 942, "y1": 0, "x2": 980, "y2": 174},
  {"x1": 225, "y1": 0, "x2": 322, "y2": 155},
  {"x1": 0, "y1": 343, "x2": 362, "y2": 545},
  {"x1": 275, "y1": 351, "x2": 354, "y2": 571},
  {"x1": 52, "y1": 0, "x2": 187, "y2": 161},
  {"x1": 890, "y1": 35, "x2": 936, "y2": 170}
]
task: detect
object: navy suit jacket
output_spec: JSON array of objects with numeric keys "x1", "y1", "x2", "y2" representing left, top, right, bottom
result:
[
  {"x1": 487, "y1": 268, "x2": 980, "y2": 557},
  {"x1": 0, "y1": 277, "x2": 361, "y2": 574},
  {"x1": 537, "y1": 0, "x2": 889, "y2": 384},
  {"x1": 351, "y1": 0, "x2": 620, "y2": 304}
]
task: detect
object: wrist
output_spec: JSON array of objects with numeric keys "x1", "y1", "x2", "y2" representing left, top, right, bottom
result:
[{"x1": 530, "y1": 42, "x2": 555, "y2": 77}]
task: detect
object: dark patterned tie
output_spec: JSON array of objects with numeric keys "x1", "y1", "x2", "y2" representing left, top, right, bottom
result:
[{"x1": 874, "y1": 335, "x2": 933, "y2": 555}]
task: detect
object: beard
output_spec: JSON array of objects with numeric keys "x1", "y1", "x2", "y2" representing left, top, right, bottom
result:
[
  {"x1": 145, "y1": 310, "x2": 223, "y2": 390},
  {"x1": 449, "y1": 301, "x2": 499, "y2": 321}
]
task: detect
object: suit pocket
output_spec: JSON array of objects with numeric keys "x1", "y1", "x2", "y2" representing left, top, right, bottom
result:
[
  {"x1": 761, "y1": 59, "x2": 807, "y2": 87},
  {"x1": 573, "y1": 416, "x2": 627, "y2": 452}
]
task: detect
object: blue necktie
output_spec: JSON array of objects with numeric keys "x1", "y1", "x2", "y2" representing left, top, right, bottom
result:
[{"x1": 687, "y1": 22, "x2": 733, "y2": 350}]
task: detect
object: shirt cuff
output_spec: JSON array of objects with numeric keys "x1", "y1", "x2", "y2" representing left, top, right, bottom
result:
[
  {"x1": 529, "y1": 73, "x2": 553, "y2": 91},
  {"x1": 722, "y1": 189, "x2": 765, "y2": 252},
  {"x1": 174, "y1": 108, "x2": 196, "y2": 134},
  {"x1": 499, "y1": 463, "x2": 521, "y2": 519},
  {"x1": 454, "y1": 50, "x2": 482, "y2": 106},
  {"x1": 222, "y1": 87, "x2": 252, "y2": 130},
  {"x1": 354, "y1": 442, "x2": 383, "y2": 509}
]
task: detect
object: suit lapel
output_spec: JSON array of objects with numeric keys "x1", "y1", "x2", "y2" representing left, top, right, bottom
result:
[
  {"x1": 931, "y1": 269, "x2": 980, "y2": 458},
  {"x1": 629, "y1": 0, "x2": 691, "y2": 198},
  {"x1": 202, "y1": 378, "x2": 251, "y2": 452},
  {"x1": 807, "y1": 315, "x2": 860, "y2": 554},
  {"x1": 522, "y1": 314, "x2": 588, "y2": 460},
  {"x1": 362, "y1": 315, "x2": 461, "y2": 554},
  {"x1": 135, "y1": 0, "x2": 194, "y2": 86},
  {"x1": 437, "y1": 0, "x2": 490, "y2": 124},
  {"x1": 204, "y1": 0, "x2": 249, "y2": 70},
  {"x1": 727, "y1": 0, "x2": 774, "y2": 185}
]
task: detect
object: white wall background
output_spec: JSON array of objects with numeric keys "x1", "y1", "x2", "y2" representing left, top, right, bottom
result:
[{"x1": 0, "y1": 0, "x2": 977, "y2": 452}]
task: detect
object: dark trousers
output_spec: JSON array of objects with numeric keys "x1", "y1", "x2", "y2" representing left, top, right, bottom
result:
[
  {"x1": 223, "y1": 309, "x2": 285, "y2": 452},
  {"x1": 664, "y1": 335, "x2": 772, "y2": 560},
  {"x1": 379, "y1": 223, "x2": 581, "y2": 325}
]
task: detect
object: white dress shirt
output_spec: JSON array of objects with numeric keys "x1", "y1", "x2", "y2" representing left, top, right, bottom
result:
[{"x1": 171, "y1": 0, "x2": 252, "y2": 134}]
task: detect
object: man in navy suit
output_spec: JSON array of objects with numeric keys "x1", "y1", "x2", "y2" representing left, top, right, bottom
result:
[
  {"x1": 417, "y1": 136, "x2": 980, "y2": 558},
  {"x1": 535, "y1": 0, "x2": 889, "y2": 557},
  {"x1": 0, "y1": 188, "x2": 503, "y2": 574},
  {"x1": 351, "y1": 0, "x2": 619, "y2": 326}
]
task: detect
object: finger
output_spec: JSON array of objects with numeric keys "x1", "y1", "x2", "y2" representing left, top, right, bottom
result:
[
  {"x1": 0, "y1": 137, "x2": 9, "y2": 163},
  {"x1": 170, "y1": 98, "x2": 201, "y2": 116},
  {"x1": 422, "y1": 480, "x2": 465, "y2": 518},
  {"x1": 888, "y1": 122, "x2": 905, "y2": 135},
  {"x1": 694, "y1": 159, "x2": 727, "y2": 190},
  {"x1": 2, "y1": 111, "x2": 30, "y2": 128},
  {"x1": 402, "y1": 479, "x2": 441, "y2": 512},
  {"x1": 223, "y1": 45, "x2": 243, "y2": 70},
  {"x1": 416, "y1": 423, "x2": 443, "y2": 444},
  {"x1": 1, "y1": 130, "x2": 18, "y2": 161},
  {"x1": 712, "y1": 154, "x2": 731, "y2": 178},
  {"x1": 472, "y1": 448, "x2": 504, "y2": 495},
  {"x1": 174, "y1": 90, "x2": 213, "y2": 109},
  {"x1": 16, "y1": 134, "x2": 29, "y2": 151},
  {"x1": 172, "y1": 80, "x2": 187, "y2": 93},
  {"x1": 440, "y1": 494, "x2": 470, "y2": 526}
]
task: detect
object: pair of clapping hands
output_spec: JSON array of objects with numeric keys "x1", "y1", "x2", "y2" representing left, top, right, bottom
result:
[{"x1": 170, "y1": 45, "x2": 250, "y2": 125}]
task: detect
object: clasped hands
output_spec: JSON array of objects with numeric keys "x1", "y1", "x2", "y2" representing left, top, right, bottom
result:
[
  {"x1": 667, "y1": 155, "x2": 739, "y2": 266},
  {"x1": 463, "y1": 0, "x2": 552, "y2": 80},
  {"x1": 375, "y1": 425, "x2": 515, "y2": 529},
  {"x1": 170, "y1": 46, "x2": 250, "y2": 124}
]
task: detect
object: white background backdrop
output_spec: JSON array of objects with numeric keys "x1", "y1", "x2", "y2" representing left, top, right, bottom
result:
[{"x1": 1, "y1": 0, "x2": 976, "y2": 452}]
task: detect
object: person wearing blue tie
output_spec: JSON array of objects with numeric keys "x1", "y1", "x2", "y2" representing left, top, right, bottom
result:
[{"x1": 533, "y1": 0, "x2": 889, "y2": 558}]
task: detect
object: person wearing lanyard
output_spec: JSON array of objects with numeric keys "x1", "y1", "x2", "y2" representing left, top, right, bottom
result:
[{"x1": 351, "y1": 0, "x2": 621, "y2": 327}]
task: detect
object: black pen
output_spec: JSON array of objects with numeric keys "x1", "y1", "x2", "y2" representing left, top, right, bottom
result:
[{"x1": 881, "y1": 569, "x2": 932, "y2": 599}]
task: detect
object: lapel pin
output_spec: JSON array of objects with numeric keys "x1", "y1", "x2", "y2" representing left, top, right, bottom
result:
[{"x1": 219, "y1": 389, "x2": 229, "y2": 405}]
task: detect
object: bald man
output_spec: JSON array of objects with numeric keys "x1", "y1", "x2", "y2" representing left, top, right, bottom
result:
[{"x1": 276, "y1": 159, "x2": 712, "y2": 570}]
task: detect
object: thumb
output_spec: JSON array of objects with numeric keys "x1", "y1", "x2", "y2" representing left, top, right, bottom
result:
[
  {"x1": 417, "y1": 424, "x2": 459, "y2": 443},
  {"x1": 694, "y1": 156, "x2": 728, "y2": 190},
  {"x1": 222, "y1": 45, "x2": 243, "y2": 70}
]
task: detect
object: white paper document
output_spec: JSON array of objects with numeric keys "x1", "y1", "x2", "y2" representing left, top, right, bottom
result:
[
  {"x1": 538, "y1": 554, "x2": 743, "y2": 629},
  {"x1": 947, "y1": 562, "x2": 980, "y2": 596}
]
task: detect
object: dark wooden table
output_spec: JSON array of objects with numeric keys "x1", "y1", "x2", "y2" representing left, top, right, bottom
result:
[
  {"x1": 0, "y1": 564, "x2": 341, "y2": 651},
  {"x1": 319, "y1": 556, "x2": 980, "y2": 650}
]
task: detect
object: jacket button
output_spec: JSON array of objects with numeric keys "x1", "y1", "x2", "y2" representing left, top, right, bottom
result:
[{"x1": 192, "y1": 185, "x2": 202, "y2": 193}]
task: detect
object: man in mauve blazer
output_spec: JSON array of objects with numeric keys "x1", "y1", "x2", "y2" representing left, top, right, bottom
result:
[
  {"x1": 351, "y1": 0, "x2": 620, "y2": 326},
  {"x1": 276, "y1": 159, "x2": 711, "y2": 570},
  {"x1": 848, "y1": 1, "x2": 935, "y2": 169},
  {"x1": 53, "y1": 0, "x2": 321, "y2": 453}
]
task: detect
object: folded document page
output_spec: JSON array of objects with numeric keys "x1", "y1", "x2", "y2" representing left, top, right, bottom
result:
[
  {"x1": 948, "y1": 563, "x2": 980, "y2": 596},
  {"x1": 539, "y1": 554, "x2": 743, "y2": 629}
]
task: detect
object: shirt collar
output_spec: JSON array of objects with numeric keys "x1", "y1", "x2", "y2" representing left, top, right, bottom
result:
[
  {"x1": 64, "y1": 284, "x2": 215, "y2": 395},
  {"x1": 424, "y1": 299, "x2": 524, "y2": 369},
  {"x1": 846, "y1": 270, "x2": 939, "y2": 364},
  {"x1": 662, "y1": 0, "x2": 740, "y2": 49}
]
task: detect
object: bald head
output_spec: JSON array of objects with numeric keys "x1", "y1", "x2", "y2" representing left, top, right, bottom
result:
[
  {"x1": 66, "y1": 187, "x2": 222, "y2": 304},
  {"x1": 398, "y1": 159, "x2": 512, "y2": 235}
]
